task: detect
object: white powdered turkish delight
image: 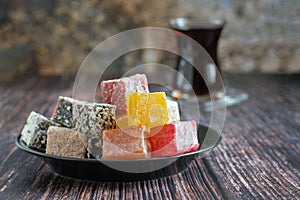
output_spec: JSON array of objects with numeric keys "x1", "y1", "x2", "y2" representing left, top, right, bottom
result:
[{"x1": 166, "y1": 99, "x2": 180, "y2": 123}]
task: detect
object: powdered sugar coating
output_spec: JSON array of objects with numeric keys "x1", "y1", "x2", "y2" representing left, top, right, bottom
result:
[
  {"x1": 100, "y1": 74, "x2": 149, "y2": 114},
  {"x1": 46, "y1": 126, "x2": 86, "y2": 158},
  {"x1": 102, "y1": 126, "x2": 149, "y2": 159},
  {"x1": 149, "y1": 121, "x2": 199, "y2": 157}
]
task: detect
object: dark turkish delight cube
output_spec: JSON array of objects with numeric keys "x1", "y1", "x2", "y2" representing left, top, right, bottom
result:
[
  {"x1": 21, "y1": 111, "x2": 58, "y2": 152},
  {"x1": 73, "y1": 102, "x2": 116, "y2": 158},
  {"x1": 53, "y1": 96, "x2": 85, "y2": 128}
]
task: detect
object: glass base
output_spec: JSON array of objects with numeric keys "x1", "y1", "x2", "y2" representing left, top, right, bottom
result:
[
  {"x1": 200, "y1": 88, "x2": 249, "y2": 111},
  {"x1": 172, "y1": 88, "x2": 249, "y2": 112}
]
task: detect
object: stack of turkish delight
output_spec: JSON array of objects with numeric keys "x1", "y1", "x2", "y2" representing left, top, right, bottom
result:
[{"x1": 20, "y1": 74, "x2": 199, "y2": 159}]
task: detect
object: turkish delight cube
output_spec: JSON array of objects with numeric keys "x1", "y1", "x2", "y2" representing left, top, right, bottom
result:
[
  {"x1": 46, "y1": 126, "x2": 87, "y2": 158},
  {"x1": 116, "y1": 99, "x2": 179, "y2": 129},
  {"x1": 102, "y1": 126, "x2": 149, "y2": 159},
  {"x1": 53, "y1": 96, "x2": 86, "y2": 128},
  {"x1": 166, "y1": 99, "x2": 180, "y2": 123},
  {"x1": 116, "y1": 114, "x2": 129, "y2": 129},
  {"x1": 100, "y1": 74, "x2": 149, "y2": 114},
  {"x1": 100, "y1": 79, "x2": 118, "y2": 104},
  {"x1": 21, "y1": 111, "x2": 58, "y2": 152},
  {"x1": 149, "y1": 121, "x2": 199, "y2": 157},
  {"x1": 126, "y1": 92, "x2": 169, "y2": 128},
  {"x1": 73, "y1": 102, "x2": 116, "y2": 158}
]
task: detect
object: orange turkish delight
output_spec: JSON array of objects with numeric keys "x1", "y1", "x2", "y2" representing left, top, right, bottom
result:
[
  {"x1": 102, "y1": 126, "x2": 149, "y2": 159},
  {"x1": 116, "y1": 114, "x2": 129, "y2": 129},
  {"x1": 126, "y1": 92, "x2": 169, "y2": 128},
  {"x1": 46, "y1": 126, "x2": 87, "y2": 158}
]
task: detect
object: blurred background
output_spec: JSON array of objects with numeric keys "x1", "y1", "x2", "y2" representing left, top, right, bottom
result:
[{"x1": 0, "y1": 0, "x2": 299, "y2": 81}]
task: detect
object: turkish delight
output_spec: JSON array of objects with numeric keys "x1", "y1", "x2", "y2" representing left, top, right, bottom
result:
[
  {"x1": 116, "y1": 99, "x2": 180, "y2": 129},
  {"x1": 21, "y1": 72, "x2": 201, "y2": 160},
  {"x1": 100, "y1": 74, "x2": 149, "y2": 114},
  {"x1": 116, "y1": 115, "x2": 129, "y2": 129},
  {"x1": 102, "y1": 126, "x2": 149, "y2": 159},
  {"x1": 73, "y1": 102, "x2": 116, "y2": 158},
  {"x1": 21, "y1": 111, "x2": 58, "y2": 152},
  {"x1": 46, "y1": 126, "x2": 87, "y2": 158},
  {"x1": 149, "y1": 121, "x2": 199, "y2": 157},
  {"x1": 126, "y1": 92, "x2": 169, "y2": 128},
  {"x1": 53, "y1": 96, "x2": 85, "y2": 128},
  {"x1": 166, "y1": 99, "x2": 180, "y2": 123}
]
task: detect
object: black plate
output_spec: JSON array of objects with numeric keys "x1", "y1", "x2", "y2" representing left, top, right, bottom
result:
[{"x1": 15, "y1": 124, "x2": 221, "y2": 182}]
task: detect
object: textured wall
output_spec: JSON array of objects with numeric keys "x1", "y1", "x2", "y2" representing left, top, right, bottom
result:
[{"x1": 0, "y1": 0, "x2": 299, "y2": 80}]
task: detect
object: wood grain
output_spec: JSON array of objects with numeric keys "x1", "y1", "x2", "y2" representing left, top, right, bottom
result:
[
  {"x1": 0, "y1": 74, "x2": 299, "y2": 199},
  {"x1": 204, "y1": 74, "x2": 300, "y2": 199}
]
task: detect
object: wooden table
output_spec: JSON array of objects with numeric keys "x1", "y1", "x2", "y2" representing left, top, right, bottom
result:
[{"x1": 0, "y1": 73, "x2": 299, "y2": 199}]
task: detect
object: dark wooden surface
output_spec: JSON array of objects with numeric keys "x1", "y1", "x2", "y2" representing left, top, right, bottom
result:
[{"x1": 0, "y1": 73, "x2": 299, "y2": 199}]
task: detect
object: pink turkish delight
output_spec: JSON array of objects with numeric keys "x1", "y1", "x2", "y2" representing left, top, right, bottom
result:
[
  {"x1": 102, "y1": 126, "x2": 149, "y2": 159},
  {"x1": 100, "y1": 74, "x2": 149, "y2": 114},
  {"x1": 149, "y1": 121, "x2": 199, "y2": 157},
  {"x1": 100, "y1": 79, "x2": 118, "y2": 104}
]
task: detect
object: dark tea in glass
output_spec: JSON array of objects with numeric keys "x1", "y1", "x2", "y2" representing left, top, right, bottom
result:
[{"x1": 170, "y1": 18, "x2": 225, "y2": 98}]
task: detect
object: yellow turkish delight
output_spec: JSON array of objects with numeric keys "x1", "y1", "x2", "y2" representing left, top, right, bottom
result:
[{"x1": 126, "y1": 92, "x2": 169, "y2": 128}]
